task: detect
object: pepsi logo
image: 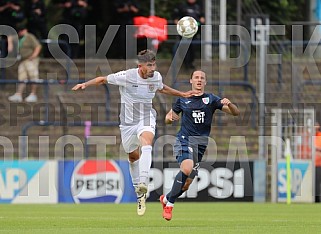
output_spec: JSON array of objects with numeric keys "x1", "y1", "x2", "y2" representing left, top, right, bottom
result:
[{"x1": 71, "y1": 160, "x2": 124, "y2": 203}]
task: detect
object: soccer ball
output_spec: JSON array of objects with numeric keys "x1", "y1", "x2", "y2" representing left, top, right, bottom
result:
[{"x1": 176, "y1": 16, "x2": 199, "y2": 38}]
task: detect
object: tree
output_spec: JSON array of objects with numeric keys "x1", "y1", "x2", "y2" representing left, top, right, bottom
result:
[{"x1": 256, "y1": 0, "x2": 306, "y2": 24}]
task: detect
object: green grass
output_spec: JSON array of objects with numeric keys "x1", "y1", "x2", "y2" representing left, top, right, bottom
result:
[{"x1": 0, "y1": 203, "x2": 321, "y2": 234}]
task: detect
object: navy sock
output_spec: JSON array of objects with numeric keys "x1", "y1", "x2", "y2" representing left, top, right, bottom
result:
[{"x1": 167, "y1": 171, "x2": 188, "y2": 203}]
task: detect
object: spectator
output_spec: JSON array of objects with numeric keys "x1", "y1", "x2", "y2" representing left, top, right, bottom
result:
[
  {"x1": 315, "y1": 121, "x2": 321, "y2": 166},
  {"x1": 26, "y1": 0, "x2": 48, "y2": 40},
  {"x1": 26, "y1": 0, "x2": 48, "y2": 57},
  {"x1": 113, "y1": 0, "x2": 139, "y2": 59},
  {"x1": 172, "y1": 0, "x2": 205, "y2": 69},
  {"x1": 0, "y1": 0, "x2": 24, "y2": 28},
  {"x1": 0, "y1": 0, "x2": 24, "y2": 58},
  {"x1": 58, "y1": 0, "x2": 88, "y2": 58},
  {"x1": 8, "y1": 23, "x2": 42, "y2": 103}
]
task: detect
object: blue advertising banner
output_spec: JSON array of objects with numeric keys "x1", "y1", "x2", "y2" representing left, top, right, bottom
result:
[
  {"x1": 58, "y1": 160, "x2": 136, "y2": 203},
  {"x1": 278, "y1": 160, "x2": 313, "y2": 203},
  {"x1": 0, "y1": 161, "x2": 57, "y2": 203}
]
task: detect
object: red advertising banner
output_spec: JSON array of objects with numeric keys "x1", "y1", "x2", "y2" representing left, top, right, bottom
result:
[{"x1": 133, "y1": 16, "x2": 168, "y2": 42}]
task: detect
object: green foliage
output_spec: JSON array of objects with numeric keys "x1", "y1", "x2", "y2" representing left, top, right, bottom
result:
[
  {"x1": 41, "y1": 0, "x2": 309, "y2": 34},
  {"x1": 256, "y1": 0, "x2": 306, "y2": 24},
  {"x1": 136, "y1": 0, "x2": 187, "y2": 20}
]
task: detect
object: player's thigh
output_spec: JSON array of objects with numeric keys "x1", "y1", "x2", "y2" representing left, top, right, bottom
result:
[
  {"x1": 174, "y1": 144, "x2": 193, "y2": 165},
  {"x1": 137, "y1": 116, "x2": 156, "y2": 146},
  {"x1": 119, "y1": 125, "x2": 140, "y2": 154},
  {"x1": 139, "y1": 131, "x2": 154, "y2": 146}
]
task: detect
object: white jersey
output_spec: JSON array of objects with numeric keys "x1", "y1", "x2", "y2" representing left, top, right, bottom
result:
[{"x1": 107, "y1": 68, "x2": 164, "y2": 125}]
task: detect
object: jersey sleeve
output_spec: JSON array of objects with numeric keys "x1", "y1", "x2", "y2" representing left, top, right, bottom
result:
[
  {"x1": 212, "y1": 94, "x2": 224, "y2": 110},
  {"x1": 106, "y1": 70, "x2": 127, "y2": 86},
  {"x1": 172, "y1": 98, "x2": 182, "y2": 114},
  {"x1": 157, "y1": 72, "x2": 164, "y2": 90}
]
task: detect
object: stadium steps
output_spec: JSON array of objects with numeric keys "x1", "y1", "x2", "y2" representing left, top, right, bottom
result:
[{"x1": 1, "y1": 58, "x2": 260, "y2": 160}]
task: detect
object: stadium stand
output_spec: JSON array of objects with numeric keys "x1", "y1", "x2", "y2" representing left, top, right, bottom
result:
[{"x1": 0, "y1": 57, "x2": 259, "y2": 160}]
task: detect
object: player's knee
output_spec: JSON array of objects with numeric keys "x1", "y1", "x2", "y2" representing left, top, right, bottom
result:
[
  {"x1": 180, "y1": 159, "x2": 194, "y2": 176},
  {"x1": 181, "y1": 166, "x2": 193, "y2": 176}
]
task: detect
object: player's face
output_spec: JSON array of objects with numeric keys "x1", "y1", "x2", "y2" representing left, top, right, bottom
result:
[
  {"x1": 139, "y1": 61, "x2": 157, "y2": 78},
  {"x1": 190, "y1": 71, "x2": 206, "y2": 91}
]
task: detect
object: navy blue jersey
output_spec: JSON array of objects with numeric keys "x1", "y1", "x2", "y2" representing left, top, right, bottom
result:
[{"x1": 172, "y1": 93, "x2": 223, "y2": 146}]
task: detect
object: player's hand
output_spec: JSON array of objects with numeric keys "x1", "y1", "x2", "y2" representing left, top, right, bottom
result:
[
  {"x1": 171, "y1": 111, "x2": 180, "y2": 121},
  {"x1": 221, "y1": 98, "x2": 231, "y2": 106},
  {"x1": 72, "y1": 83, "x2": 86, "y2": 91},
  {"x1": 165, "y1": 109, "x2": 180, "y2": 123},
  {"x1": 182, "y1": 90, "x2": 201, "y2": 98}
]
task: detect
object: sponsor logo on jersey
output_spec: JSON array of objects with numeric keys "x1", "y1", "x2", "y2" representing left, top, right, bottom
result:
[
  {"x1": 202, "y1": 97, "x2": 209, "y2": 104},
  {"x1": 192, "y1": 110, "x2": 205, "y2": 123},
  {"x1": 148, "y1": 84, "x2": 155, "y2": 92},
  {"x1": 71, "y1": 160, "x2": 124, "y2": 203},
  {"x1": 185, "y1": 101, "x2": 191, "y2": 104}
]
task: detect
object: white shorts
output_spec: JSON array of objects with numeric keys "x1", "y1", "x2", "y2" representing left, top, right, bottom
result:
[{"x1": 119, "y1": 116, "x2": 156, "y2": 153}]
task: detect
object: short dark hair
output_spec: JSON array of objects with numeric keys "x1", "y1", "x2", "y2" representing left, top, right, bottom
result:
[
  {"x1": 137, "y1": 49, "x2": 156, "y2": 63},
  {"x1": 16, "y1": 22, "x2": 27, "y2": 32},
  {"x1": 190, "y1": 70, "x2": 206, "y2": 79}
]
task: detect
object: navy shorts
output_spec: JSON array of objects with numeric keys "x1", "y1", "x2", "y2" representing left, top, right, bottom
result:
[{"x1": 173, "y1": 138, "x2": 206, "y2": 164}]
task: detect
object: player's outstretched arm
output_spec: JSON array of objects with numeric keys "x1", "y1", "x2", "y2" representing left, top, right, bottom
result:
[
  {"x1": 72, "y1": 76, "x2": 107, "y2": 91},
  {"x1": 165, "y1": 109, "x2": 180, "y2": 124},
  {"x1": 158, "y1": 84, "x2": 200, "y2": 97},
  {"x1": 221, "y1": 98, "x2": 240, "y2": 116}
]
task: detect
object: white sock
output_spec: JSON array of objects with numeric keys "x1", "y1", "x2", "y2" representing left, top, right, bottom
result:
[
  {"x1": 166, "y1": 202, "x2": 174, "y2": 207},
  {"x1": 139, "y1": 145, "x2": 152, "y2": 184},
  {"x1": 129, "y1": 160, "x2": 139, "y2": 186},
  {"x1": 163, "y1": 196, "x2": 168, "y2": 204}
]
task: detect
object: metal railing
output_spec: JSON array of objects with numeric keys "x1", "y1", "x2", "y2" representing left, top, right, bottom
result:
[
  {"x1": 0, "y1": 39, "x2": 72, "y2": 81},
  {"x1": 268, "y1": 41, "x2": 321, "y2": 87},
  {"x1": 8, "y1": 80, "x2": 170, "y2": 159},
  {"x1": 20, "y1": 121, "x2": 119, "y2": 159},
  {"x1": 0, "y1": 79, "x2": 84, "y2": 122}
]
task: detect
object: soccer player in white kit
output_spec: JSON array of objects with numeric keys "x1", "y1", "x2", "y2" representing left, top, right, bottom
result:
[{"x1": 72, "y1": 50, "x2": 198, "y2": 216}]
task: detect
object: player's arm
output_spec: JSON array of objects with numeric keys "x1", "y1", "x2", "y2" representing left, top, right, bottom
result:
[
  {"x1": 221, "y1": 98, "x2": 240, "y2": 116},
  {"x1": 158, "y1": 84, "x2": 199, "y2": 97},
  {"x1": 72, "y1": 76, "x2": 107, "y2": 90},
  {"x1": 165, "y1": 109, "x2": 180, "y2": 124}
]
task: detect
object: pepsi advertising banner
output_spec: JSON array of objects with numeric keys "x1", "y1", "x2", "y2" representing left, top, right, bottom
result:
[
  {"x1": 58, "y1": 160, "x2": 257, "y2": 203},
  {"x1": 58, "y1": 160, "x2": 137, "y2": 203},
  {"x1": 149, "y1": 161, "x2": 255, "y2": 202}
]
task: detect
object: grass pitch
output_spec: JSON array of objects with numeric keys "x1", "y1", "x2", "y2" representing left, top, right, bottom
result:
[{"x1": 0, "y1": 202, "x2": 320, "y2": 234}]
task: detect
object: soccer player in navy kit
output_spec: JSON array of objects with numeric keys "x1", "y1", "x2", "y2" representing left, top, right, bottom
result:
[{"x1": 160, "y1": 70, "x2": 240, "y2": 221}]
